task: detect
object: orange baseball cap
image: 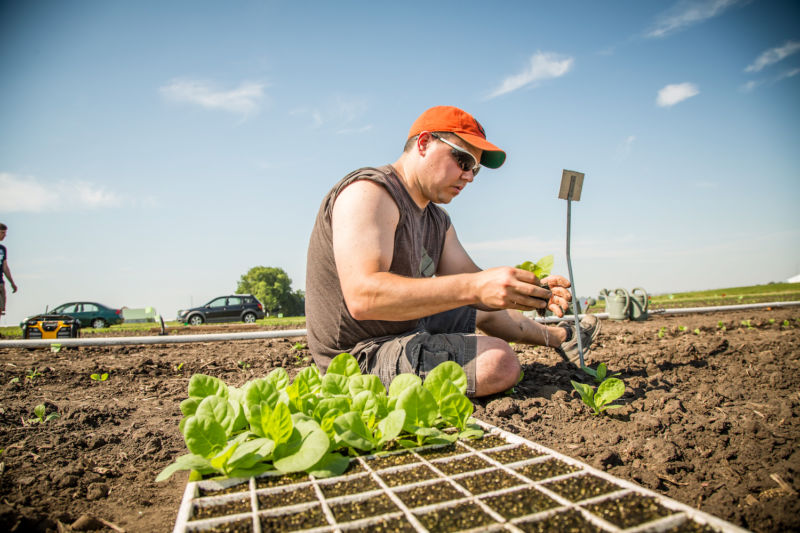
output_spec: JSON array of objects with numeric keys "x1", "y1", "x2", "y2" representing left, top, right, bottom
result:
[{"x1": 407, "y1": 105, "x2": 506, "y2": 169}]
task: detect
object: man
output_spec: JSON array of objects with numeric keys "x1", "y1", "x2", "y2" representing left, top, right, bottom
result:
[
  {"x1": 0, "y1": 223, "x2": 19, "y2": 319},
  {"x1": 306, "y1": 106, "x2": 599, "y2": 397}
]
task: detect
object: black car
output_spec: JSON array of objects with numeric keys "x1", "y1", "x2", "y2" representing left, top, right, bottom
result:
[{"x1": 177, "y1": 294, "x2": 265, "y2": 325}]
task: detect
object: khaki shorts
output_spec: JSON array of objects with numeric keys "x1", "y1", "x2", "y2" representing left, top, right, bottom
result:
[
  {"x1": 0, "y1": 284, "x2": 5, "y2": 315},
  {"x1": 366, "y1": 307, "x2": 478, "y2": 397}
]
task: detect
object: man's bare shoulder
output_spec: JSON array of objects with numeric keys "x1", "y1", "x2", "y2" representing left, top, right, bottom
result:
[{"x1": 334, "y1": 178, "x2": 398, "y2": 212}]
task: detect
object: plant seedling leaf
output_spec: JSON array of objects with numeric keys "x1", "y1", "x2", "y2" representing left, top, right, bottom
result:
[
  {"x1": 273, "y1": 415, "x2": 329, "y2": 473},
  {"x1": 196, "y1": 396, "x2": 237, "y2": 434},
  {"x1": 183, "y1": 416, "x2": 227, "y2": 457},
  {"x1": 327, "y1": 352, "x2": 362, "y2": 377},
  {"x1": 320, "y1": 373, "x2": 349, "y2": 396},
  {"x1": 397, "y1": 384, "x2": 438, "y2": 431},
  {"x1": 156, "y1": 453, "x2": 212, "y2": 482},
  {"x1": 389, "y1": 374, "x2": 422, "y2": 399},
  {"x1": 265, "y1": 367, "x2": 289, "y2": 390},
  {"x1": 349, "y1": 375, "x2": 386, "y2": 397},
  {"x1": 333, "y1": 411, "x2": 374, "y2": 451},
  {"x1": 308, "y1": 452, "x2": 350, "y2": 478},
  {"x1": 595, "y1": 377, "x2": 625, "y2": 409},
  {"x1": 244, "y1": 378, "x2": 280, "y2": 410},
  {"x1": 376, "y1": 408, "x2": 405, "y2": 446},
  {"x1": 188, "y1": 374, "x2": 229, "y2": 400},
  {"x1": 439, "y1": 392, "x2": 473, "y2": 431},
  {"x1": 423, "y1": 361, "x2": 467, "y2": 400}
]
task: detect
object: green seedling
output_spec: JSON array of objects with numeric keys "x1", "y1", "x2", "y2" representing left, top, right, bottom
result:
[
  {"x1": 26, "y1": 369, "x2": 42, "y2": 381},
  {"x1": 8, "y1": 377, "x2": 20, "y2": 385},
  {"x1": 174, "y1": 362, "x2": 185, "y2": 372},
  {"x1": 769, "y1": 318, "x2": 775, "y2": 325},
  {"x1": 157, "y1": 354, "x2": 482, "y2": 483},
  {"x1": 50, "y1": 343, "x2": 62, "y2": 353},
  {"x1": 581, "y1": 362, "x2": 620, "y2": 384},
  {"x1": 237, "y1": 361, "x2": 251, "y2": 371},
  {"x1": 292, "y1": 342, "x2": 307, "y2": 351},
  {"x1": 27, "y1": 403, "x2": 59, "y2": 424},
  {"x1": 783, "y1": 320, "x2": 791, "y2": 328},
  {"x1": 570, "y1": 378, "x2": 625, "y2": 416},
  {"x1": 717, "y1": 321, "x2": 727, "y2": 332},
  {"x1": 657, "y1": 327, "x2": 666, "y2": 339},
  {"x1": 90, "y1": 373, "x2": 109, "y2": 381},
  {"x1": 678, "y1": 325, "x2": 687, "y2": 332},
  {"x1": 741, "y1": 320, "x2": 754, "y2": 329},
  {"x1": 516, "y1": 255, "x2": 554, "y2": 279},
  {"x1": 693, "y1": 328, "x2": 701, "y2": 335}
]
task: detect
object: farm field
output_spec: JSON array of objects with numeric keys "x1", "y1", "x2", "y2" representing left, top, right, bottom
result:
[{"x1": 0, "y1": 305, "x2": 798, "y2": 532}]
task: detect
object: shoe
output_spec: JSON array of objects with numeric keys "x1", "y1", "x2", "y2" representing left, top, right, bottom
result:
[{"x1": 555, "y1": 314, "x2": 601, "y2": 366}]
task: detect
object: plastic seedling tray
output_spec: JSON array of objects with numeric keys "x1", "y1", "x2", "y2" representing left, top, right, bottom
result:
[{"x1": 172, "y1": 420, "x2": 749, "y2": 533}]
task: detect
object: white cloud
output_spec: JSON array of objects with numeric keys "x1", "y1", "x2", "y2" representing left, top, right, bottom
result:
[
  {"x1": 615, "y1": 135, "x2": 637, "y2": 161},
  {"x1": 0, "y1": 173, "x2": 123, "y2": 213},
  {"x1": 745, "y1": 40, "x2": 800, "y2": 73},
  {"x1": 159, "y1": 79, "x2": 266, "y2": 116},
  {"x1": 486, "y1": 51, "x2": 574, "y2": 99},
  {"x1": 657, "y1": 82, "x2": 699, "y2": 107},
  {"x1": 646, "y1": 0, "x2": 745, "y2": 38},
  {"x1": 778, "y1": 67, "x2": 800, "y2": 80}
]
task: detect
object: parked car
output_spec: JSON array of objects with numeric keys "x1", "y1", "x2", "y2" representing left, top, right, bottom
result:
[
  {"x1": 20, "y1": 302, "x2": 125, "y2": 329},
  {"x1": 177, "y1": 294, "x2": 265, "y2": 325}
]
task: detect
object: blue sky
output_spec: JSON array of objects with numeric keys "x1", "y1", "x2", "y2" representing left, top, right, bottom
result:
[{"x1": 1, "y1": 0, "x2": 798, "y2": 325}]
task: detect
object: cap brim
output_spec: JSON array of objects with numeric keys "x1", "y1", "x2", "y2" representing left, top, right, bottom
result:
[{"x1": 455, "y1": 133, "x2": 506, "y2": 169}]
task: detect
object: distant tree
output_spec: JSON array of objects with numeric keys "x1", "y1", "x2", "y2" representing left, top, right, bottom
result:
[{"x1": 236, "y1": 266, "x2": 304, "y2": 316}]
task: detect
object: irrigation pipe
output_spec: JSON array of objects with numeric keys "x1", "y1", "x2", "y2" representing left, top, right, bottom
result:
[
  {"x1": 2, "y1": 301, "x2": 798, "y2": 348},
  {"x1": 0, "y1": 329, "x2": 308, "y2": 349},
  {"x1": 534, "y1": 300, "x2": 800, "y2": 323}
]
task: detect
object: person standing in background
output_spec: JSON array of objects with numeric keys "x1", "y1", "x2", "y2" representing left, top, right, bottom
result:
[{"x1": 0, "y1": 223, "x2": 19, "y2": 320}]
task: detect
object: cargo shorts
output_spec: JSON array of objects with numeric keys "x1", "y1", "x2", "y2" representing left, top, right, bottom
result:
[
  {"x1": 0, "y1": 284, "x2": 5, "y2": 315},
  {"x1": 367, "y1": 307, "x2": 478, "y2": 397}
]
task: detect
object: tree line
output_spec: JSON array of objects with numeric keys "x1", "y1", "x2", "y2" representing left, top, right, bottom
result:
[{"x1": 236, "y1": 266, "x2": 305, "y2": 317}]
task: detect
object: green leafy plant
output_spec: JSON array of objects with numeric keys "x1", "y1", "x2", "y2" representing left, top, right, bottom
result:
[
  {"x1": 8, "y1": 377, "x2": 20, "y2": 385},
  {"x1": 693, "y1": 328, "x2": 701, "y2": 335},
  {"x1": 174, "y1": 362, "x2": 185, "y2": 372},
  {"x1": 657, "y1": 327, "x2": 666, "y2": 339},
  {"x1": 582, "y1": 363, "x2": 620, "y2": 384},
  {"x1": 237, "y1": 361, "x2": 252, "y2": 371},
  {"x1": 741, "y1": 319, "x2": 754, "y2": 329},
  {"x1": 90, "y1": 373, "x2": 109, "y2": 381},
  {"x1": 570, "y1": 378, "x2": 625, "y2": 416},
  {"x1": 783, "y1": 319, "x2": 791, "y2": 328},
  {"x1": 157, "y1": 354, "x2": 482, "y2": 483},
  {"x1": 516, "y1": 255, "x2": 554, "y2": 279},
  {"x1": 292, "y1": 342, "x2": 307, "y2": 351},
  {"x1": 27, "y1": 403, "x2": 59, "y2": 424},
  {"x1": 50, "y1": 343, "x2": 62, "y2": 353},
  {"x1": 678, "y1": 325, "x2": 687, "y2": 332},
  {"x1": 717, "y1": 320, "x2": 726, "y2": 332},
  {"x1": 26, "y1": 368, "x2": 42, "y2": 381}
]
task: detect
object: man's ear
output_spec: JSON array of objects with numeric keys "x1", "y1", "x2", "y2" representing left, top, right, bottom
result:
[{"x1": 416, "y1": 131, "x2": 433, "y2": 155}]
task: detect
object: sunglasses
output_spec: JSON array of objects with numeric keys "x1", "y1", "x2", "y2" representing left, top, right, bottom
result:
[{"x1": 430, "y1": 133, "x2": 480, "y2": 176}]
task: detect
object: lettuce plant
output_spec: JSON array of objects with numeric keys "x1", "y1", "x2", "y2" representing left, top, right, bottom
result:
[
  {"x1": 570, "y1": 378, "x2": 625, "y2": 416},
  {"x1": 157, "y1": 353, "x2": 482, "y2": 482},
  {"x1": 516, "y1": 255, "x2": 554, "y2": 279}
]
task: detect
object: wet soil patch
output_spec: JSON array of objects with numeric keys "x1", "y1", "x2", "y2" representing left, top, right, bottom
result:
[
  {"x1": 416, "y1": 501, "x2": 495, "y2": 533},
  {"x1": 329, "y1": 493, "x2": 398, "y2": 522},
  {"x1": 542, "y1": 473, "x2": 622, "y2": 502},
  {"x1": 583, "y1": 492, "x2": 675, "y2": 529},
  {"x1": 257, "y1": 485, "x2": 316, "y2": 509},
  {"x1": 394, "y1": 481, "x2": 465, "y2": 508},
  {"x1": 319, "y1": 474, "x2": 380, "y2": 498},
  {"x1": 258, "y1": 504, "x2": 326, "y2": 531},
  {"x1": 479, "y1": 486, "x2": 559, "y2": 518},
  {"x1": 192, "y1": 497, "x2": 250, "y2": 520}
]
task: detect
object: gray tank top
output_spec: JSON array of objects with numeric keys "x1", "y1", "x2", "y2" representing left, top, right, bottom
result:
[{"x1": 305, "y1": 165, "x2": 451, "y2": 371}]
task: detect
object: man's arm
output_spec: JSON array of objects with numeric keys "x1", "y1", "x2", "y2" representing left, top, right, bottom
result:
[
  {"x1": 331, "y1": 181, "x2": 551, "y2": 321},
  {"x1": 3, "y1": 262, "x2": 16, "y2": 292}
]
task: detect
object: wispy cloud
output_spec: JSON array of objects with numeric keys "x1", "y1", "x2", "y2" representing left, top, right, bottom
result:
[
  {"x1": 744, "y1": 40, "x2": 800, "y2": 73},
  {"x1": 159, "y1": 79, "x2": 267, "y2": 117},
  {"x1": 657, "y1": 82, "x2": 699, "y2": 107},
  {"x1": 741, "y1": 66, "x2": 800, "y2": 92},
  {"x1": 291, "y1": 96, "x2": 371, "y2": 133},
  {"x1": 0, "y1": 173, "x2": 124, "y2": 213},
  {"x1": 615, "y1": 135, "x2": 637, "y2": 161},
  {"x1": 486, "y1": 51, "x2": 574, "y2": 99},
  {"x1": 646, "y1": 0, "x2": 745, "y2": 39}
]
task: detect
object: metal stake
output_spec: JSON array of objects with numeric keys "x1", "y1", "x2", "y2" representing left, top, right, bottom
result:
[{"x1": 559, "y1": 170, "x2": 586, "y2": 368}]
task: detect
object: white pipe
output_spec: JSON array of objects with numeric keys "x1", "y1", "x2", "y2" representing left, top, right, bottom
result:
[
  {"x1": 0, "y1": 329, "x2": 308, "y2": 348},
  {"x1": 534, "y1": 300, "x2": 800, "y2": 323},
  {"x1": 3, "y1": 300, "x2": 798, "y2": 348}
]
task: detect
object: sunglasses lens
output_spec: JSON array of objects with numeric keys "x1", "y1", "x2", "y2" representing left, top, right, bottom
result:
[{"x1": 452, "y1": 150, "x2": 479, "y2": 175}]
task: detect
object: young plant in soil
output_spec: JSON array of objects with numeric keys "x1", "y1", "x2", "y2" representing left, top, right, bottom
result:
[
  {"x1": 570, "y1": 377, "x2": 625, "y2": 416},
  {"x1": 156, "y1": 353, "x2": 483, "y2": 482}
]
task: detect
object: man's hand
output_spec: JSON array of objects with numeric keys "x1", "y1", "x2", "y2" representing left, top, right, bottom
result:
[
  {"x1": 539, "y1": 275, "x2": 571, "y2": 317},
  {"x1": 474, "y1": 267, "x2": 560, "y2": 312}
]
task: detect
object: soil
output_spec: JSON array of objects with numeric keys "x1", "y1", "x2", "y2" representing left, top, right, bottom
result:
[{"x1": 0, "y1": 307, "x2": 798, "y2": 532}]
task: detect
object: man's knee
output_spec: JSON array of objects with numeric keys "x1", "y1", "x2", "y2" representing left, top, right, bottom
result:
[{"x1": 475, "y1": 337, "x2": 521, "y2": 396}]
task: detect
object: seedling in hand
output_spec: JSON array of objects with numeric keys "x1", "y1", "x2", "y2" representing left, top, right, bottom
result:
[{"x1": 516, "y1": 255, "x2": 554, "y2": 279}]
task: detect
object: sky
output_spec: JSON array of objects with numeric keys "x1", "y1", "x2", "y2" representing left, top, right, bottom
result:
[{"x1": 1, "y1": 0, "x2": 799, "y2": 325}]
